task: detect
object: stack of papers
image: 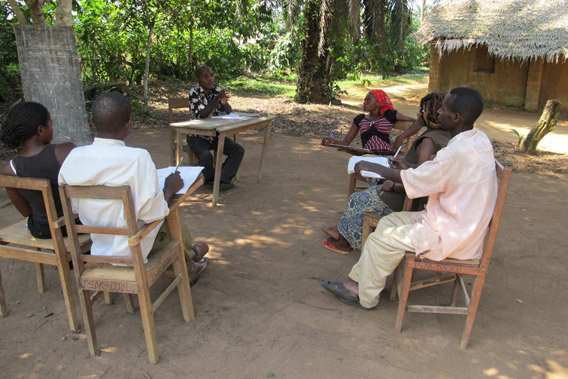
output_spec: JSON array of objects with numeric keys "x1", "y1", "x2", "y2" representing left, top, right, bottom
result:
[
  {"x1": 347, "y1": 156, "x2": 389, "y2": 179},
  {"x1": 212, "y1": 114, "x2": 252, "y2": 120},
  {"x1": 157, "y1": 166, "x2": 204, "y2": 194}
]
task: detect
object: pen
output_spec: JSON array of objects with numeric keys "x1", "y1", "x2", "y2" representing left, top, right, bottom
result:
[
  {"x1": 329, "y1": 131, "x2": 336, "y2": 139},
  {"x1": 174, "y1": 157, "x2": 183, "y2": 173},
  {"x1": 379, "y1": 146, "x2": 404, "y2": 197}
]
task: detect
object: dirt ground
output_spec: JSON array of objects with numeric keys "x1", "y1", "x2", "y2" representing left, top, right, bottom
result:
[{"x1": 0, "y1": 81, "x2": 567, "y2": 378}]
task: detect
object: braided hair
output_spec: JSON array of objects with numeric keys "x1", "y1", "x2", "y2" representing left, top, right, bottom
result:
[
  {"x1": 0, "y1": 102, "x2": 50, "y2": 149},
  {"x1": 419, "y1": 92, "x2": 445, "y2": 129}
]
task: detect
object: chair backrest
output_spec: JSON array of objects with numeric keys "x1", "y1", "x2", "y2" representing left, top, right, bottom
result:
[
  {"x1": 479, "y1": 160, "x2": 512, "y2": 270},
  {"x1": 168, "y1": 97, "x2": 190, "y2": 124},
  {"x1": 59, "y1": 184, "x2": 142, "y2": 267},
  {"x1": 0, "y1": 175, "x2": 60, "y2": 241}
]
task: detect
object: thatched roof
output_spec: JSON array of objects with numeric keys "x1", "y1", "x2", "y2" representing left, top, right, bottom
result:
[{"x1": 414, "y1": 0, "x2": 568, "y2": 62}]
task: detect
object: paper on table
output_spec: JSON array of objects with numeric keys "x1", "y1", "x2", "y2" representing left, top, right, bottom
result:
[
  {"x1": 212, "y1": 113, "x2": 252, "y2": 120},
  {"x1": 157, "y1": 166, "x2": 204, "y2": 194},
  {"x1": 347, "y1": 155, "x2": 389, "y2": 179}
]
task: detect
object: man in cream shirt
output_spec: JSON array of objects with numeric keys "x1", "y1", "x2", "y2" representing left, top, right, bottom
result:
[
  {"x1": 320, "y1": 87, "x2": 498, "y2": 309},
  {"x1": 59, "y1": 93, "x2": 208, "y2": 281}
]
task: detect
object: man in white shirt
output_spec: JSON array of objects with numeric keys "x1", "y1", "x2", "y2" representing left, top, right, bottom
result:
[
  {"x1": 59, "y1": 93, "x2": 208, "y2": 283},
  {"x1": 320, "y1": 87, "x2": 498, "y2": 309}
]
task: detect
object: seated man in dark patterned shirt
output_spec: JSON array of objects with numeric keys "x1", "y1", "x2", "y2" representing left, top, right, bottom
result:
[{"x1": 187, "y1": 65, "x2": 245, "y2": 191}]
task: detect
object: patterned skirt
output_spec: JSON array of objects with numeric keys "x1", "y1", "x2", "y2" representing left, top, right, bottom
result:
[{"x1": 337, "y1": 184, "x2": 393, "y2": 250}]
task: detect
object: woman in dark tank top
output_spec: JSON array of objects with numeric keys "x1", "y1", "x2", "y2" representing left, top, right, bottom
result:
[
  {"x1": 321, "y1": 92, "x2": 450, "y2": 253},
  {"x1": 0, "y1": 102, "x2": 76, "y2": 238}
]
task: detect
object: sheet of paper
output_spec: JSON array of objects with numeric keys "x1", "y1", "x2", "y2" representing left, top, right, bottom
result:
[
  {"x1": 212, "y1": 113, "x2": 252, "y2": 120},
  {"x1": 347, "y1": 155, "x2": 389, "y2": 179},
  {"x1": 157, "y1": 166, "x2": 204, "y2": 194}
]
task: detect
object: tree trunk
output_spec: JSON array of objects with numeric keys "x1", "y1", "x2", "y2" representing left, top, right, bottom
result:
[
  {"x1": 143, "y1": 20, "x2": 155, "y2": 112},
  {"x1": 23, "y1": 0, "x2": 46, "y2": 24},
  {"x1": 521, "y1": 99, "x2": 561, "y2": 154},
  {"x1": 296, "y1": 0, "x2": 332, "y2": 104},
  {"x1": 188, "y1": 19, "x2": 194, "y2": 78},
  {"x1": 14, "y1": 26, "x2": 91, "y2": 145},
  {"x1": 7, "y1": 0, "x2": 28, "y2": 24},
  {"x1": 56, "y1": 0, "x2": 73, "y2": 26}
]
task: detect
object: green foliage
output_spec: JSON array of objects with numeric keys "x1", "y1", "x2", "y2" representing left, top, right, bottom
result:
[
  {"x1": 0, "y1": 2, "x2": 19, "y2": 100},
  {"x1": 509, "y1": 128, "x2": 525, "y2": 147}
]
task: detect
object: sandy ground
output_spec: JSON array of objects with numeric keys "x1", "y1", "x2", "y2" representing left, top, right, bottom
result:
[{"x1": 1, "y1": 81, "x2": 567, "y2": 378}]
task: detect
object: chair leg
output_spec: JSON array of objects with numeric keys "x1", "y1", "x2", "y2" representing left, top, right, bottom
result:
[
  {"x1": 138, "y1": 289, "x2": 160, "y2": 364},
  {"x1": 35, "y1": 263, "x2": 46, "y2": 293},
  {"x1": 395, "y1": 263, "x2": 414, "y2": 333},
  {"x1": 348, "y1": 174, "x2": 357, "y2": 198},
  {"x1": 171, "y1": 245, "x2": 195, "y2": 322},
  {"x1": 0, "y1": 269, "x2": 6, "y2": 317},
  {"x1": 78, "y1": 288, "x2": 98, "y2": 356},
  {"x1": 450, "y1": 275, "x2": 461, "y2": 306},
  {"x1": 389, "y1": 266, "x2": 400, "y2": 303},
  {"x1": 55, "y1": 258, "x2": 79, "y2": 332},
  {"x1": 123, "y1": 294, "x2": 135, "y2": 314},
  {"x1": 104, "y1": 291, "x2": 112, "y2": 305},
  {"x1": 460, "y1": 275, "x2": 485, "y2": 350}
]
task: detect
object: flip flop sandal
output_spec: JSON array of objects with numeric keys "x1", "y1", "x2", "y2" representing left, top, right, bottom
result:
[
  {"x1": 338, "y1": 297, "x2": 376, "y2": 311},
  {"x1": 321, "y1": 226, "x2": 341, "y2": 241},
  {"x1": 322, "y1": 240, "x2": 352, "y2": 255},
  {"x1": 192, "y1": 242, "x2": 209, "y2": 262},
  {"x1": 319, "y1": 280, "x2": 359, "y2": 303},
  {"x1": 190, "y1": 257, "x2": 208, "y2": 286}
]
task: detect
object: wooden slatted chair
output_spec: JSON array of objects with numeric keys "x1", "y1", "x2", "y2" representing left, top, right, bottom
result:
[
  {"x1": 347, "y1": 120, "x2": 414, "y2": 197},
  {"x1": 0, "y1": 175, "x2": 91, "y2": 332},
  {"x1": 59, "y1": 183, "x2": 196, "y2": 364},
  {"x1": 168, "y1": 97, "x2": 193, "y2": 165},
  {"x1": 392, "y1": 161, "x2": 511, "y2": 349}
]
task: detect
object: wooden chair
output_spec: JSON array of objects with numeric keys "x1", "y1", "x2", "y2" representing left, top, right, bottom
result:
[
  {"x1": 347, "y1": 120, "x2": 414, "y2": 197},
  {"x1": 391, "y1": 161, "x2": 512, "y2": 349},
  {"x1": 59, "y1": 183, "x2": 196, "y2": 364},
  {"x1": 0, "y1": 175, "x2": 91, "y2": 332}
]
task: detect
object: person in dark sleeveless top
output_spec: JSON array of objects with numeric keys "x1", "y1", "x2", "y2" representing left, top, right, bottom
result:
[
  {"x1": 0, "y1": 102, "x2": 76, "y2": 238},
  {"x1": 321, "y1": 89, "x2": 415, "y2": 155},
  {"x1": 321, "y1": 92, "x2": 450, "y2": 253}
]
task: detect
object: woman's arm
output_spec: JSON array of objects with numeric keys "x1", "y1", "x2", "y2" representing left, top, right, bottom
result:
[
  {"x1": 322, "y1": 122, "x2": 358, "y2": 146},
  {"x1": 416, "y1": 137, "x2": 436, "y2": 165},
  {"x1": 393, "y1": 114, "x2": 424, "y2": 151},
  {"x1": 395, "y1": 111, "x2": 416, "y2": 122},
  {"x1": 0, "y1": 163, "x2": 32, "y2": 217}
]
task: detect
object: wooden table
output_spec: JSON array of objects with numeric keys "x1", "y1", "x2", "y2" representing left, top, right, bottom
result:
[{"x1": 170, "y1": 113, "x2": 275, "y2": 206}]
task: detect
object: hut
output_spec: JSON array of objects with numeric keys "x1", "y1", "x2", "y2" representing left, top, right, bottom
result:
[{"x1": 414, "y1": 0, "x2": 568, "y2": 115}]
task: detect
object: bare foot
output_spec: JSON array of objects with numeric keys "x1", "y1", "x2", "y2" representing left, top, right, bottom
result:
[
  {"x1": 343, "y1": 278, "x2": 359, "y2": 296},
  {"x1": 321, "y1": 225, "x2": 341, "y2": 240}
]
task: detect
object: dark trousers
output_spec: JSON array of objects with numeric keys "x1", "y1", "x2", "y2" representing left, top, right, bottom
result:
[{"x1": 187, "y1": 136, "x2": 245, "y2": 184}]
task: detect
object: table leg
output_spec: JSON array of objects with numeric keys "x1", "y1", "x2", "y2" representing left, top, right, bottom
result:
[
  {"x1": 175, "y1": 131, "x2": 184, "y2": 165},
  {"x1": 258, "y1": 121, "x2": 273, "y2": 182},
  {"x1": 212, "y1": 134, "x2": 226, "y2": 206}
]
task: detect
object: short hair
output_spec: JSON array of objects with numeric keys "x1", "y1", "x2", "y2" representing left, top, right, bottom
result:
[
  {"x1": 448, "y1": 87, "x2": 484, "y2": 124},
  {"x1": 0, "y1": 101, "x2": 50, "y2": 149},
  {"x1": 195, "y1": 65, "x2": 211, "y2": 79},
  {"x1": 91, "y1": 93, "x2": 131, "y2": 134}
]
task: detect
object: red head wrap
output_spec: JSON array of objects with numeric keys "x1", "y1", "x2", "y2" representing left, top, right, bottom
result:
[{"x1": 370, "y1": 89, "x2": 394, "y2": 116}]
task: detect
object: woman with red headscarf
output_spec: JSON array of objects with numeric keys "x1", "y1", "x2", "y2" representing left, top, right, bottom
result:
[{"x1": 322, "y1": 89, "x2": 415, "y2": 155}]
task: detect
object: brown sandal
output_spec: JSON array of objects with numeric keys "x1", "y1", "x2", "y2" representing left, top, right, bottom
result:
[{"x1": 192, "y1": 242, "x2": 209, "y2": 262}]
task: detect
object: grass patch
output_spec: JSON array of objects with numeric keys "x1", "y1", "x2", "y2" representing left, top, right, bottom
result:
[{"x1": 227, "y1": 74, "x2": 296, "y2": 99}]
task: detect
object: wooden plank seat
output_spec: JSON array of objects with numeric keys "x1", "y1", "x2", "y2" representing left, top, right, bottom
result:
[
  {"x1": 60, "y1": 183, "x2": 197, "y2": 364},
  {"x1": 0, "y1": 175, "x2": 91, "y2": 333},
  {"x1": 391, "y1": 160, "x2": 512, "y2": 349}
]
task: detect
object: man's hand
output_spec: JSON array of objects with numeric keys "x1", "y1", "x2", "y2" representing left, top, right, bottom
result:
[
  {"x1": 389, "y1": 157, "x2": 409, "y2": 170},
  {"x1": 218, "y1": 88, "x2": 230, "y2": 104},
  {"x1": 163, "y1": 172, "x2": 184, "y2": 204},
  {"x1": 381, "y1": 180, "x2": 395, "y2": 192},
  {"x1": 321, "y1": 137, "x2": 337, "y2": 146},
  {"x1": 354, "y1": 161, "x2": 375, "y2": 173}
]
